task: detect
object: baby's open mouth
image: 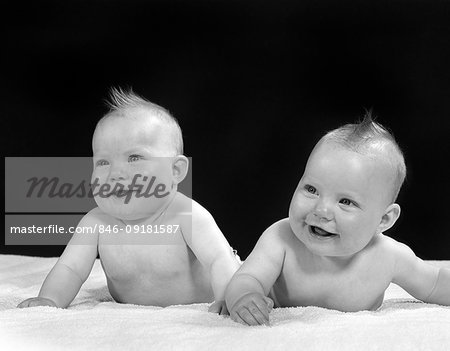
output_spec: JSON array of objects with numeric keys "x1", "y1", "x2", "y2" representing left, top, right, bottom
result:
[{"x1": 309, "y1": 225, "x2": 338, "y2": 238}]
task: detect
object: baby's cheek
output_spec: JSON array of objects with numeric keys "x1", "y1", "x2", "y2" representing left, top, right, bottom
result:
[
  {"x1": 134, "y1": 166, "x2": 158, "y2": 181},
  {"x1": 288, "y1": 193, "x2": 300, "y2": 213},
  {"x1": 288, "y1": 211, "x2": 303, "y2": 234},
  {"x1": 290, "y1": 194, "x2": 310, "y2": 218},
  {"x1": 341, "y1": 217, "x2": 372, "y2": 244},
  {"x1": 338, "y1": 213, "x2": 359, "y2": 231},
  {"x1": 288, "y1": 205, "x2": 298, "y2": 224},
  {"x1": 91, "y1": 169, "x2": 108, "y2": 184}
]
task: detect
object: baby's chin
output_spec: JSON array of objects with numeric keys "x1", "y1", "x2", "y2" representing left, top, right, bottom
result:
[
  {"x1": 102, "y1": 209, "x2": 147, "y2": 222},
  {"x1": 95, "y1": 200, "x2": 161, "y2": 222},
  {"x1": 109, "y1": 211, "x2": 149, "y2": 222}
]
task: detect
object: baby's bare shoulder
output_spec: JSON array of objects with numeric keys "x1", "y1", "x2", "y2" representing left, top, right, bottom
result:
[
  {"x1": 374, "y1": 234, "x2": 411, "y2": 255},
  {"x1": 174, "y1": 194, "x2": 225, "y2": 242},
  {"x1": 170, "y1": 193, "x2": 214, "y2": 220},
  {"x1": 376, "y1": 234, "x2": 421, "y2": 270},
  {"x1": 363, "y1": 234, "x2": 411, "y2": 270},
  {"x1": 166, "y1": 193, "x2": 203, "y2": 227},
  {"x1": 169, "y1": 192, "x2": 195, "y2": 213},
  {"x1": 258, "y1": 218, "x2": 292, "y2": 250}
]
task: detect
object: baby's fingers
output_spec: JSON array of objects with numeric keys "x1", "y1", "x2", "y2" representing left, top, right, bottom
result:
[
  {"x1": 247, "y1": 301, "x2": 270, "y2": 325},
  {"x1": 231, "y1": 310, "x2": 249, "y2": 325},
  {"x1": 17, "y1": 297, "x2": 56, "y2": 308},
  {"x1": 208, "y1": 301, "x2": 222, "y2": 314},
  {"x1": 263, "y1": 296, "x2": 274, "y2": 311},
  {"x1": 17, "y1": 298, "x2": 33, "y2": 308},
  {"x1": 36, "y1": 298, "x2": 57, "y2": 307},
  {"x1": 237, "y1": 305, "x2": 268, "y2": 326},
  {"x1": 208, "y1": 301, "x2": 229, "y2": 315},
  {"x1": 252, "y1": 299, "x2": 271, "y2": 322},
  {"x1": 235, "y1": 307, "x2": 260, "y2": 326}
]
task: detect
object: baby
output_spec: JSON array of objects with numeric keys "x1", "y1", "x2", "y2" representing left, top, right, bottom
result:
[
  {"x1": 18, "y1": 88, "x2": 240, "y2": 314},
  {"x1": 225, "y1": 114, "x2": 450, "y2": 325}
]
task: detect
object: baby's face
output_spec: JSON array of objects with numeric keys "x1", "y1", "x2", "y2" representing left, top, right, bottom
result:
[
  {"x1": 91, "y1": 111, "x2": 176, "y2": 221},
  {"x1": 289, "y1": 141, "x2": 394, "y2": 257}
]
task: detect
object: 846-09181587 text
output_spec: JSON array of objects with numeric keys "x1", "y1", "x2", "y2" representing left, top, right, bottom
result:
[
  {"x1": 9, "y1": 224, "x2": 179, "y2": 235},
  {"x1": 96, "y1": 224, "x2": 179, "y2": 234}
]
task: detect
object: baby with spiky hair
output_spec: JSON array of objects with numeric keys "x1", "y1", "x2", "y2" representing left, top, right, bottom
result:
[
  {"x1": 226, "y1": 113, "x2": 450, "y2": 325},
  {"x1": 18, "y1": 88, "x2": 240, "y2": 314}
]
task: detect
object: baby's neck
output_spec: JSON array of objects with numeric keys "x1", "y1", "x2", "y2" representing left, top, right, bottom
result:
[{"x1": 311, "y1": 252, "x2": 359, "y2": 272}]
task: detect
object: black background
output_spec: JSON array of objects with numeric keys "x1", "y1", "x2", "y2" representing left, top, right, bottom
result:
[{"x1": 3, "y1": 0, "x2": 450, "y2": 259}]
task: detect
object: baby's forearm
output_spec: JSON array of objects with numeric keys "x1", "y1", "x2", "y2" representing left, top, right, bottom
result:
[
  {"x1": 38, "y1": 262, "x2": 84, "y2": 308},
  {"x1": 225, "y1": 273, "x2": 266, "y2": 311},
  {"x1": 210, "y1": 255, "x2": 240, "y2": 301},
  {"x1": 425, "y1": 267, "x2": 450, "y2": 305}
]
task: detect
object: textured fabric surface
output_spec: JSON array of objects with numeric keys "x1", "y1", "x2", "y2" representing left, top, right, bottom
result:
[{"x1": 1, "y1": 255, "x2": 449, "y2": 350}]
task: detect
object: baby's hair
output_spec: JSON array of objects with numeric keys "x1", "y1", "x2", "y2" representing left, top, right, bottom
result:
[
  {"x1": 321, "y1": 112, "x2": 406, "y2": 202},
  {"x1": 99, "y1": 87, "x2": 183, "y2": 155}
]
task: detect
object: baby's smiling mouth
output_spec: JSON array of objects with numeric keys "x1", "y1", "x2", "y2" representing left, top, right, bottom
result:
[
  {"x1": 110, "y1": 188, "x2": 140, "y2": 198},
  {"x1": 309, "y1": 225, "x2": 339, "y2": 238}
]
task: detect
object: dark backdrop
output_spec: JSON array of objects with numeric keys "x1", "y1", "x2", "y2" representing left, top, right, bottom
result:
[{"x1": 3, "y1": 0, "x2": 450, "y2": 259}]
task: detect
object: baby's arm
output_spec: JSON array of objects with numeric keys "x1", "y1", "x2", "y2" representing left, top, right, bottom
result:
[
  {"x1": 182, "y1": 200, "x2": 240, "y2": 314},
  {"x1": 225, "y1": 221, "x2": 286, "y2": 326},
  {"x1": 392, "y1": 241, "x2": 450, "y2": 305},
  {"x1": 17, "y1": 212, "x2": 100, "y2": 308}
]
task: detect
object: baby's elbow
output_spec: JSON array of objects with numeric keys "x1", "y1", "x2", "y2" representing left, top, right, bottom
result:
[
  {"x1": 211, "y1": 247, "x2": 240, "y2": 269},
  {"x1": 424, "y1": 267, "x2": 450, "y2": 306}
]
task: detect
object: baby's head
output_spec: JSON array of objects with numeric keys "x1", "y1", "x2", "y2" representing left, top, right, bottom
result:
[
  {"x1": 91, "y1": 88, "x2": 188, "y2": 221},
  {"x1": 94, "y1": 87, "x2": 183, "y2": 157},
  {"x1": 319, "y1": 113, "x2": 406, "y2": 203},
  {"x1": 289, "y1": 113, "x2": 406, "y2": 257}
]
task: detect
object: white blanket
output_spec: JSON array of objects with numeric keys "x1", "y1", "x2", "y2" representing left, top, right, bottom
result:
[{"x1": 1, "y1": 255, "x2": 449, "y2": 350}]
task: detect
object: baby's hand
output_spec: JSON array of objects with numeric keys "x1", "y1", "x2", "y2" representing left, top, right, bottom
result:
[
  {"x1": 208, "y1": 300, "x2": 229, "y2": 315},
  {"x1": 17, "y1": 297, "x2": 57, "y2": 308},
  {"x1": 230, "y1": 292, "x2": 274, "y2": 326}
]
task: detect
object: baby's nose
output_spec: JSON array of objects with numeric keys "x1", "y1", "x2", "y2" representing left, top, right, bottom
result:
[
  {"x1": 313, "y1": 199, "x2": 334, "y2": 221},
  {"x1": 108, "y1": 166, "x2": 128, "y2": 182}
]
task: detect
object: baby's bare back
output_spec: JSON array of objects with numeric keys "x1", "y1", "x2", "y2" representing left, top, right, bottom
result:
[{"x1": 271, "y1": 232, "x2": 395, "y2": 311}]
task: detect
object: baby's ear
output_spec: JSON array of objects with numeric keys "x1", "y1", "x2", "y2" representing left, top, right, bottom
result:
[
  {"x1": 171, "y1": 155, "x2": 189, "y2": 185},
  {"x1": 377, "y1": 203, "x2": 401, "y2": 234}
]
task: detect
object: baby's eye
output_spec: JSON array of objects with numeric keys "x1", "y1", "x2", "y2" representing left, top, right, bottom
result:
[
  {"x1": 304, "y1": 184, "x2": 317, "y2": 195},
  {"x1": 96, "y1": 159, "x2": 109, "y2": 167},
  {"x1": 340, "y1": 198, "x2": 356, "y2": 207},
  {"x1": 128, "y1": 154, "x2": 143, "y2": 162}
]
